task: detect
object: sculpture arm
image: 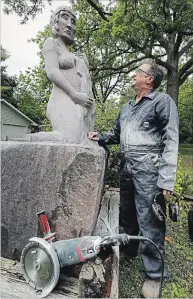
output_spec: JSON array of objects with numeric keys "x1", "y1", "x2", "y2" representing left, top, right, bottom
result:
[{"x1": 43, "y1": 37, "x2": 76, "y2": 98}]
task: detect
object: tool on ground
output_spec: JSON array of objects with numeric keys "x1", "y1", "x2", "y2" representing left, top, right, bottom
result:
[
  {"x1": 21, "y1": 211, "x2": 164, "y2": 298},
  {"x1": 188, "y1": 206, "x2": 193, "y2": 241},
  {"x1": 168, "y1": 192, "x2": 180, "y2": 222}
]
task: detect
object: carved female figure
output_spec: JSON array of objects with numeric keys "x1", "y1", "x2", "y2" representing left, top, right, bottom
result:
[{"x1": 43, "y1": 6, "x2": 95, "y2": 144}]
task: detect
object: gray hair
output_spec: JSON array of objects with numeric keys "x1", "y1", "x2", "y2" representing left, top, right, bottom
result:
[
  {"x1": 140, "y1": 59, "x2": 164, "y2": 89},
  {"x1": 50, "y1": 6, "x2": 76, "y2": 38}
]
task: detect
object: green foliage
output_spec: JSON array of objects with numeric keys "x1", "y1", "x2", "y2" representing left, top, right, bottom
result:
[
  {"x1": 73, "y1": 0, "x2": 193, "y2": 104},
  {"x1": 30, "y1": 25, "x2": 52, "y2": 64},
  {"x1": 95, "y1": 97, "x2": 128, "y2": 187},
  {"x1": 1, "y1": 46, "x2": 18, "y2": 106},
  {"x1": 1, "y1": 46, "x2": 10, "y2": 61},
  {"x1": 13, "y1": 25, "x2": 52, "y2": 125},
  {"x1": 3, "y1": 0, "x2": 52, "y2": 24},
  {"x1": 72, "y1": 0, "x2": 131, "y2": 102},
  {"x1": 95, "y1": 98, "x2": 122, "y2": 132},
  {"x1": 178, "y1": 79, "x2": 193, "y2": 143},
  {"x1": 164, "y1": 281, "x2": 189, "y2": 298},
  {"x1": 161, "y1": 201, "x2": 193, "y2": 298},
  {"x1": 3, "y1": 0, "x2": 193, "y2": 103},
  {"x1": 178, "y1": 146, "x2": 193, "y2": 196},
  {"x1": 15, "y1": 66, "x2": 52, "y2": 124},
  {"x1": 175, "y1": 158, "x2": 189, "y2": 195}
]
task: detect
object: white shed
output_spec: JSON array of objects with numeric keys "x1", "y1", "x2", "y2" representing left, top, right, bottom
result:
[{"x1": 1, "y1": 99, "x2": 38, "y2": 141}]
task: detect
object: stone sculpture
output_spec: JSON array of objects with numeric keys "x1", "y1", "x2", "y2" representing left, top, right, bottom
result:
[
  {"x1": 27, "y1": 6, "x2": 95, "y2": 144},
  {"x1": 1, "y1": 6, "x2": 106, "y2": 261}
]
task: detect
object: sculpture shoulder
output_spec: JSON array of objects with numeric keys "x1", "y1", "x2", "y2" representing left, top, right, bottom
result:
[{"x1": 43, "y1": 37, "x2": 57, "y2": 52}]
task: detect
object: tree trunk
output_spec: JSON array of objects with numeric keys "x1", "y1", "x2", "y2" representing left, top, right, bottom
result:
[
  {"x1": 166, "y1": 34, "x2": 179, "y2": 106},
  {"x1": 167, "y1": 68, "x2": 179, "y2": 106}
]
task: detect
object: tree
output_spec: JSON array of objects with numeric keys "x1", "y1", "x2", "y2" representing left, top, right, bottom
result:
[
  {"x1": 3, "y1": 0, "x2": 52, "y2": 24},
  {"x1": 15, "y1": 64, "x2": 52, "y2": 124},
  {"x1": 70, "y1": 1, "x2": 146, "y2": 102},
  {"x1": 73, "y1": 0, "x2": 193, "y2": 105},
  {"x1": 4, "y1": 0, "x2": 193, "y2": 104},
  {"x1": 178, "y1": 78, "x2": 193, "y2": 143},
  {"x1": 1, "y1": 46, "x2": 18, "y2": 106},
  {"x1": 25, "y1": 20, "x2": 129, "y2": 104},
  {"x1": 2, "y1": 0, "x2": 109, "y2": 23}
]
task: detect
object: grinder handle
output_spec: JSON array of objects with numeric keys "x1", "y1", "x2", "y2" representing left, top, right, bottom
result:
[{"x1": 37, "y1": 210, "x2": 51, "y2": 235}]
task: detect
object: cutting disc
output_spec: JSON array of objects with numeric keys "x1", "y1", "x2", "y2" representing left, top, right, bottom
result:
[{"x1": 21, "y1": 237, "x2": 60, "y2": 298}]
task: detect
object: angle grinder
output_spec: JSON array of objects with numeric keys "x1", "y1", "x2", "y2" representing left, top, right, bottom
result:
[
  {"x1": 21, "y1": 211, "x2": 106, "y2": 298},
  {"x1": 21, "y1": 211, "x2": 164, "y2": 298}
]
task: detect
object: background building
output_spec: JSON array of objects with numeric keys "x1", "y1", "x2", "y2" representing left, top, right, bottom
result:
[{"x1": 1, "y1": 99, "x2": 38, "y2": 140}]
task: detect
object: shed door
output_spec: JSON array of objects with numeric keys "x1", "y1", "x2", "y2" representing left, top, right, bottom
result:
[{"x1": 1, "y1": 124, "x2": 28, "y2": 140}]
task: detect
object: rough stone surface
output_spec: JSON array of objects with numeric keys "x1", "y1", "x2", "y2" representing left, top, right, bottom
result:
[{"x1": 1, "y1": 141, "x2": 106, "y2": 260}]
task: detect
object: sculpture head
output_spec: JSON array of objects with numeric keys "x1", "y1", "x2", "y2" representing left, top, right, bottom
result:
[{"x1": 51, "y1": 6, "x2": 76, "y2": 45}]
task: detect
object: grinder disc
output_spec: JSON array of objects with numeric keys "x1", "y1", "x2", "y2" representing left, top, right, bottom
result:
[{"x1": 21, "y1": 237, "x2": 60, "y2": 298}]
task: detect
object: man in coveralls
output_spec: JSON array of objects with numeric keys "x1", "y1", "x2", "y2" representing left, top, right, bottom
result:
[{"x1": 88, "y1": 60, "x2": 179, "y2": 298}]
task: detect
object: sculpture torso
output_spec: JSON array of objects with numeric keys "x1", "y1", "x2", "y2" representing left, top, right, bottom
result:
[{"x1": 45, "y1": 38, "x2": 95, "y2": 144}]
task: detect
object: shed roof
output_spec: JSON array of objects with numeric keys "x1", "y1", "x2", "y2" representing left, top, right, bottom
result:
[{"x1": 1, "y1": 99, "x2": 38, "y2": 126}]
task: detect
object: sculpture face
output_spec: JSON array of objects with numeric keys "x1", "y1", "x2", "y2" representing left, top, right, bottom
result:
[{"x1": 57, "y1": 10, "x2": 76, "y2": 45}]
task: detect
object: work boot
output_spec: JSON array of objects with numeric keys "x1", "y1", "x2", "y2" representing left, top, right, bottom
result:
[{"x1": 141, "y1": 279, "x2": 160, "y2": 298}]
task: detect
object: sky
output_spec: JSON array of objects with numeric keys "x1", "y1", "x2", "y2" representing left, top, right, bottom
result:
[{"x1": 1, "y1": 1, "x2": 71, "y2": 76}]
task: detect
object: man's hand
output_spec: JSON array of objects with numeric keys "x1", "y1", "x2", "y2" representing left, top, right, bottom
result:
[
  {"x1": 87, "y1": 132, "x2": 99, "y2": 141},
  {"x1": 162, "y1": 189, "x2": 173, "y2": 196}
]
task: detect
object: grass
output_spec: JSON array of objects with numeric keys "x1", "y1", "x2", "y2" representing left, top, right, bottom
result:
[
  {"x1": 178, "y1": 145, "x2": 193, "y2": 196},
  {"x1": 119, "y1": 203, "x2": 193, "y2": 298},
  {"x1": 119, "y1": 145, "x2": 193, "y2": 298},
  {"x1": 179, "y1": 144, "x2": 193, "y2": 175}
]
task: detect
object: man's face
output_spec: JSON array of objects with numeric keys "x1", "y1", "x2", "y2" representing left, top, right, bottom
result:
[
  {"x1": 58, "y1": 10, "x2": 76, "y2": 44},
  {"x1": 131, "y1": 64, "x2": 154, "y2": 90}
]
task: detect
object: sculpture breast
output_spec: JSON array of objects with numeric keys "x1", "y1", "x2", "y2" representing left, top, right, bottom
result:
[{"x1": 57, "y1": 42, "x2": 75, "y2": 70}]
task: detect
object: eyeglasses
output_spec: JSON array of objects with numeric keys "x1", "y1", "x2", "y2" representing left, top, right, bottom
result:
[{"x1": 136, "y1": 68, "x2": 153, "y2": 77}]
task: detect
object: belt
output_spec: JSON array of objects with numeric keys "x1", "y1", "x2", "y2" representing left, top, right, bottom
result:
[{"x1": 122, "y1": 144, "x2": 163, "y2": 154}]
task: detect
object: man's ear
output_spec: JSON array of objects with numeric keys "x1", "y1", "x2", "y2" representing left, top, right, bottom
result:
[{"x1": 147, "y1": 76, "x2": 154, "y2": 85}]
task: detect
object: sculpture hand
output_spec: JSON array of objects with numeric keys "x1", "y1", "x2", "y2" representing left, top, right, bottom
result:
[{"x1": 72, "y1": 91, "x2": 93, "y2": 108}]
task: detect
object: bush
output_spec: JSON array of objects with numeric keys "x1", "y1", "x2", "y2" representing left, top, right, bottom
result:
[{"x1": 95, "y1": 98, "x2": 124, "y2": 187}]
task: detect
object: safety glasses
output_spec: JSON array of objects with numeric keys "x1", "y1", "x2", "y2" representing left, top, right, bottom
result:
[{"x1": 137, "y1": 68, "x2": 153, "y2": 77}]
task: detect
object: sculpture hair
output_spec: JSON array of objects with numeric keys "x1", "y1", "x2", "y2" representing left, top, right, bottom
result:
[{"x1": 50, "y1": 6, "x2": 76, "y2": 38}]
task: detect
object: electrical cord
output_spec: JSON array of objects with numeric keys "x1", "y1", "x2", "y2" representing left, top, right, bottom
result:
[
  {"x1": 128, "y1": 235, "x2": 164, "y2": 298},
  {"x1": 101, "y1": 233, "x2": 164, "y2": 297}
]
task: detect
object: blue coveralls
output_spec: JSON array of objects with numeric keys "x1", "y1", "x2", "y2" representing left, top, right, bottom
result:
[{"x1": 98, "y1": 90, "x2": 179, "y2": 279}]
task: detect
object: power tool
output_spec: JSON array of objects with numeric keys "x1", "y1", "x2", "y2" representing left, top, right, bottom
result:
[{"x1": 21, "y1": 211, "x2": 164, "y2": 298}]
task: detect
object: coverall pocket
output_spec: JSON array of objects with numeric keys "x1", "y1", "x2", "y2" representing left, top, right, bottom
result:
[{"x1": 148, "y1": 153, "x2": 161, "y2": 170}]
